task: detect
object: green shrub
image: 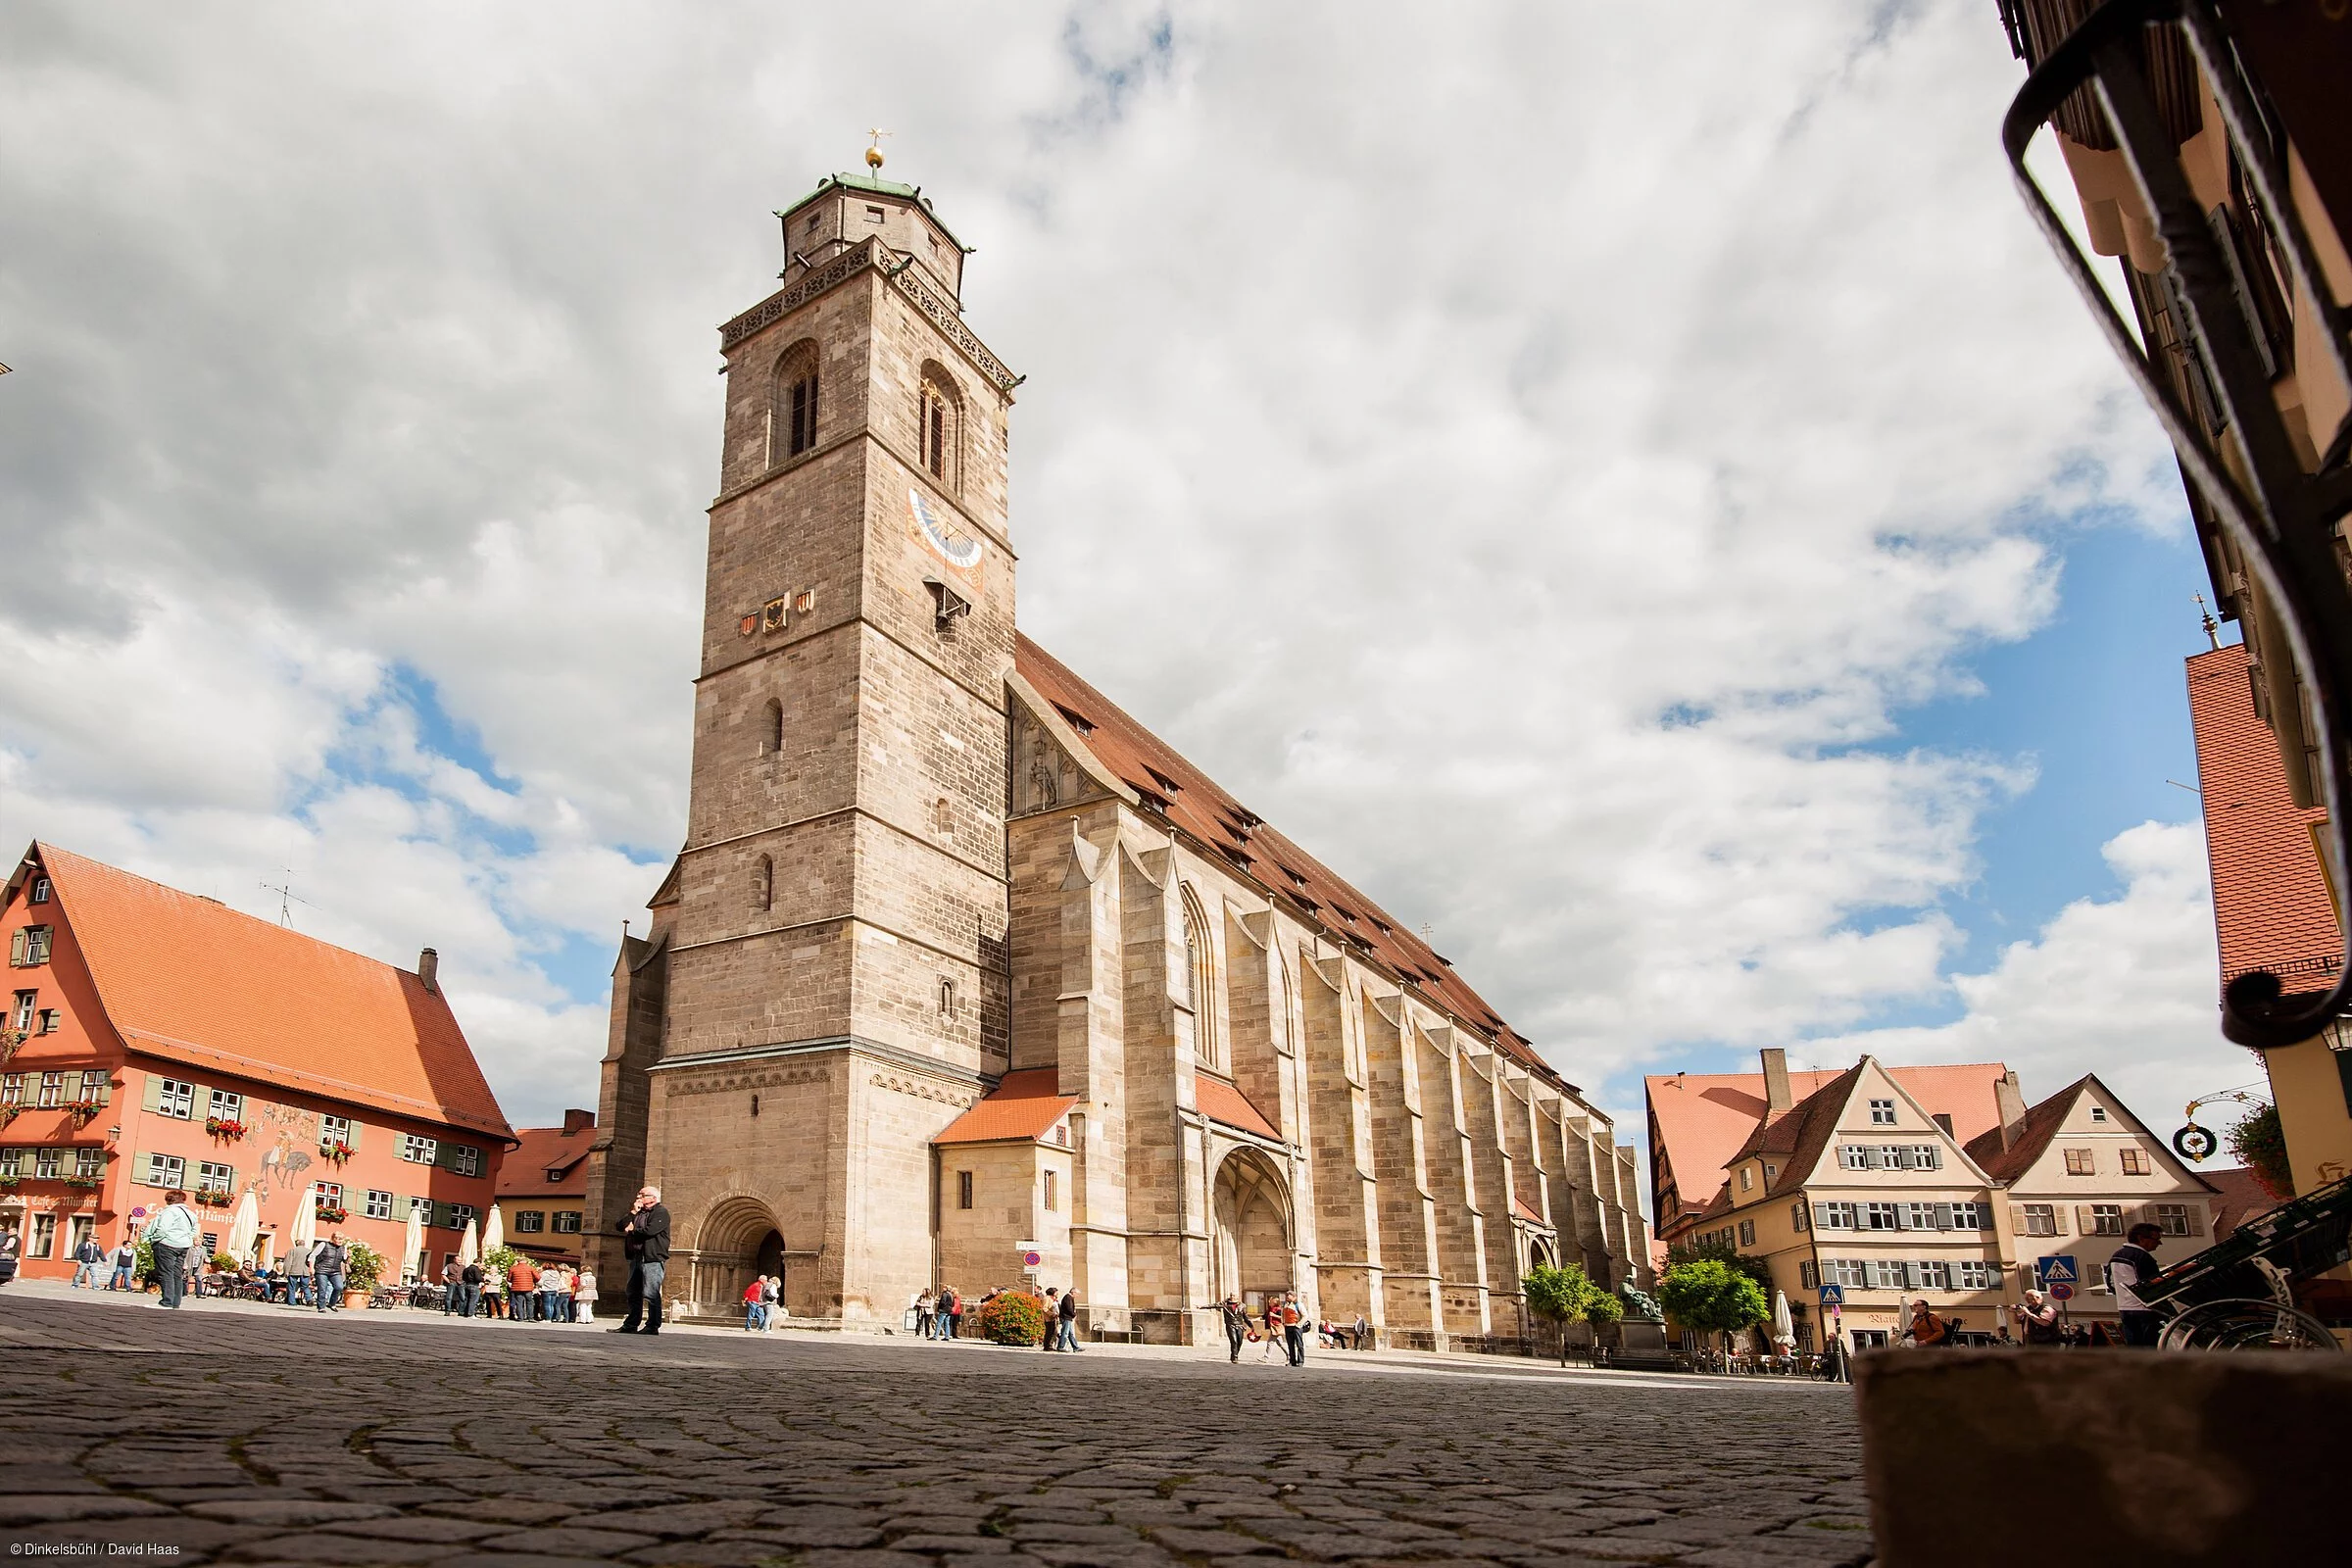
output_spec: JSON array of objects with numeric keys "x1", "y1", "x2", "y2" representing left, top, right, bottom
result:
[
  {"x1": 344, "y1": 1241, "x2": 386, "y2": 1293},
  {"x1": 972, "y1": 1291, "x2": 1047, "y2": 1346}
]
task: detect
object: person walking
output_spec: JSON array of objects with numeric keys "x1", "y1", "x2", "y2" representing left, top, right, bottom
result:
[
  {"x1": 914, "y1": 1289, "x2": 935, "y2": 1340},
  {"x1": 743, "y1": 1277, "x2": 766, "y2": 1332},
  {"x1": 612, "y1": 1185, "x2": 671, "y2": 1336},
  {"x1": 107, "y1": 1236, "x2": 137, "y2": 1292},
  {"x1": 311, "y1": 1231, "x2": 349, "y2": 1312},
  {"x1": 761, "y1": 1276, "x2": 782, "y2": 1333},
  {"x1": 1908, "y1": 1299, "x2": 1951, "y2": 1348},
  {"x1": 139, "y1": 1190, "x2": 200, "y2": 1309},
  {"x1": 1217, "y1": 1295, "x2": 1250, "y2": 1362},
  {"x1": 1256, "y1": 1298, "x2": 1284, "y2": 1363},
  {"x1": 1280, "y1": 1291, "x2": 1306, "y2": 1367},
  {"x1": 1352, "y1": 1312, "x2": 1371, "y2": 1352},
  {"x1": 2110, "y1": 1222, "x2": 2168, "y2": 1348},
  {"x1": 574, "y1": 1266, "x2": 598, "y2": 1325},
  {"x1": 1057, "y1": 1286, "x2": 1082, "y2": 1352},
  {"x1": 945, "y1": 1287, "x2": 964, "y2": 1341}
]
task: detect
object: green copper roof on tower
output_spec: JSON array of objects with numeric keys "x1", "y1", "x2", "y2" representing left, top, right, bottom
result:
[{"x1": 776, "y1": 172, "x2": 973, "y2": 255}]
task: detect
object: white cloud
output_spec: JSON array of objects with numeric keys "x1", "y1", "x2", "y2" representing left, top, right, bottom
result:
[{"x1": 0, "y1": 2, "x2": 2229, "y2": 1140}]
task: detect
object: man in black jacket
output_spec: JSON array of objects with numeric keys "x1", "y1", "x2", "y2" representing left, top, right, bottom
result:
[{"x1": 612, "y1": 1186, "x2": 671, "y2": 1335}]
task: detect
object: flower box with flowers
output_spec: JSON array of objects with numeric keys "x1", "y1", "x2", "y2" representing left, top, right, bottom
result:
[
  {"x1": 61, "y1": 1174, "x2": 102, "y2": 1191},
  {"x1": 318, "y1": 1141, "x2": 353, "y2": 1167},
  {"x1": 0, "y1": 1104, "x2": 22, "y2": 1129},
  {"x1": 316, "y1": 1205, "x2": 350, "y2": 1224},
  {"x1": 66, "y1": 1102, "x2": 102, "y2": 1128},
  {"x1": 193, "y1": 1189, "x2": 232, "y2": 1209},
  {"x1": 204, "y1": 1117, "x2": 247, "y2": 1142}
]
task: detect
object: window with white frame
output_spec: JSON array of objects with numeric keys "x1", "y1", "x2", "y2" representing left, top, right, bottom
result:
[
  {"x1": 157, "y1": 1079, "x2": 194, "y2": 1119},
  {"x1": 515, "y1": 1210, "x2": 546, "y2": 1233},
  {"x1": 1869, "y1": 1099, "x2": 1896, "y2": 1125},
  {"x1": 74, "y1": 1148, "x2": 101, "y2": 1179},
  {"x1": 143, "y1": 1152, "x2": 184, "y2": 1188},
  {"x1": 1839, "y1": 1146, "x2": 1872, "y2": 1171},
  {"x1": 364, "y1": 1189, "x2": 393, "y2": 1220},
  {"x1": 28, "y1": 876, "x2": 50, "y2": 905},
  {"x1": 447, "y1": 1144, "x2": 481, "y2": 1178},
  {"x1": 195, "y1": 1160, "x2": 233, "y2": 1195},
  {"x1": 2090, "y1": 1203, "x2": 2126, "y2": 1236},
  {"x1": 1863, "y1": 1201, "x2": 1900, "y2": 1231},
  {"x1": 1737, "y1": 1218, "x2": 1756, "y2": 1247},
  {"x1": 1902, "y1": 1201, "x2": 1939, "y2": 1231},
  {"x1": 0, "y1": 1072, "x2": 17, "y2": 1103},
  {"x1": 319, "y1": 1114, "x2": 350, "y2": 1149},
  {"x1": 1957, "y1": 1260, "x2": 1998, "y2": 1289},
  {"x1": 2090, "y1": 1105, "x2": 2109, "y2": 1122},
  {"x1": 11, "y1": 991, "x2": 33, "y2": 1030},
  {"x1": 400, "y1": 1133, "x2": 438, "y2": 1165},
  {"x1": 76, "y1": 1069, "x2": 105, "y2": 1102},
  {"x1": 207, "y1": 1089, "x2": 242, "y2": 1123},
  {"x1": 37, "y1": 1071, "x2": 62, "y2": 1107},
  {"x1": 1826, "y1": 1258, "x2": 1868, "y2": 1289},
  {"x1": 447, "y1": 1203, "x2": 476, "y2": 1232},
  {"x1": 15, "y1": 926, "x2": 52, "y2": 965},
  {"x1": 1739, "y1": 1166, "x2": 1753, "y2": 1192},
  {"x1": 1798, "y1": 1260, "x2": 1817, "y2": 1289},
  {"x1": 314, "y1": 1182, "x2": 343, "y2": 1208},
  {"x1": 2021, "y1": 1203, "x2": 2057, "y2": 1237},
  {"x1": 1865, "y1": 1259, "x2": 1907, "y2": 1290},
  {"x1": 0, "y1": 1149, "x2": 20, "y2": 1177},
  {"x1": 1915, "y1": 1260, "x2": 1950, "y2": 1290},
  {"x1": 553, "y1": 1211, "x2": 581, "y2": 1235},
  {"x1": 2151, "y1": 1202, "x2": 2193, "y2": 1237},
  {"x1": 1815, "y1": 1201, "x2": 1856, "y2": 1230},
  {"x1": 1791, "y1": 1200, "x2": 1810, "y2": 1233},
  {"x1": 1950, "y1": 1201, "x2": 1987, "y2": 1231},
  {"x1": 34, "y1": 1147, "x2": 62, "y2": 1179},
  {"x1": 27, "y1": 1213, "x2": 54, "y2": 1258}
]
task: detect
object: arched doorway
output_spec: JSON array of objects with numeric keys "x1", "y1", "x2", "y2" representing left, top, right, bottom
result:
[
  {"x1": 1210, "y1": 1148, "x2": 1294, "y2": 1309},
  {"x1": 693, "y1": 1196, "x2": 786, "y2": 1315},
  {"x1": 1528, "y1": 1235, "x2": 1560, "y2": 1272}
]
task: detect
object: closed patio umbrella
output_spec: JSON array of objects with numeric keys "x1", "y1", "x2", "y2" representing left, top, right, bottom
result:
[
  {"x1": 226, "y1": 1190, "x2": 260, "y2": 1263},
  {"x1": 401, "y1": 1202, "x2": 425, "y2": 1283},
  {"x1": 458, "y1": 1216, "x2": 479, "y2": 1267},
  {"x1": 289, "y1": 1188, "x2": 318, "y2": 1251},
  {"x1": 1772, "y1": 1290, "x2": 1796, "y2": 1348},
  {"x1": 483, "y1": 1204, "x2": 504, "y2": 1256}
]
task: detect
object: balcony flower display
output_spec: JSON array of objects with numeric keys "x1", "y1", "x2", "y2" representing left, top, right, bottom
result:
[
  {"x1": 315, "y1": 1204, "x2": 350, "y2": 1224},
  {"x1": 319, "y1": 1141, "x2": 354, "y2": 1167},
  {"x1": 204, "y1": 1116, "x2": 246, "y2": 1142}
]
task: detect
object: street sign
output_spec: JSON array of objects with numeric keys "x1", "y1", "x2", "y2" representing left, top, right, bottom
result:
[
  {"x1": 2037, "y1": 1254, "x2": 2078, "y2": 1286},
  {"x1": 2048, "y1": 1282, "x2": 2076, "y2": 1302},
  {"x1": 2174, "y1": 1123, "x2": 2218, "y2": 1161},
  {"x1": 1022, "y1": 1250, "x2": 1042, "y2": 1268},
  {"x1": 1818, "y1": 1284, "x2": 1844, "y2": 1307},
  {"x1": 129, "y1": 1205, "x2": 149, "y2": 1219}
]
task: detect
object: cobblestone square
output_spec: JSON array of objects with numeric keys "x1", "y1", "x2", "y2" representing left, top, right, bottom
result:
[{"x1": 0, "y1": 1288, "x2": 1868, "y2": 1567}]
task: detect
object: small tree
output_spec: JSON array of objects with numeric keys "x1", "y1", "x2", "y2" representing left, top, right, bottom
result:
[
  {"x1": 345, "y1": 1241, "x2": 386, "y2": 1294},
  {"x1": 1664, "y1": 1237, "x2": 1774, "y2": 1297},
  {"x1": 1655, "y1": 1257, "x2": 1769, "y2": 1355},
  {"x1": 1584, "y1": 1289, "x2": 1624, "y2": 1340},
  {"x1": 1523, "y1": 1263, "x2": 1598, "y2": 1364}
]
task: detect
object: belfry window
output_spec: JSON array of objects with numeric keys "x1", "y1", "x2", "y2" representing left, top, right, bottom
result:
[
  {"x1": 772, "y1": 340, "x2": 819, "y2": 465},
  {"x1": 917, "y1": 366, "x2": 960, "y2": 488}
]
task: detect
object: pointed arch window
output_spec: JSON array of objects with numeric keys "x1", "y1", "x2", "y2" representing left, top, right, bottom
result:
[
  {"x1": 917, "y1": 364, "x2": 961, "y2": 489},
  {"x1": 771, "y1": 340, "x2": 819, "y2": 466},
  {"x1": 1181, "y1": 888, "x2": 1222, "y2": 1072}
]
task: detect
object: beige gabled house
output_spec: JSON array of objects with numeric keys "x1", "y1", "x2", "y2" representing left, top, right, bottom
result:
[{"x1": 1966, "y1": 1074, "x2": 2220, "y2": 1328}]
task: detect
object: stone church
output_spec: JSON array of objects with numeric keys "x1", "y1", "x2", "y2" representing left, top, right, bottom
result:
[{"x1": 583, "y1": 168, "x2": 1652, "y2": 1348}]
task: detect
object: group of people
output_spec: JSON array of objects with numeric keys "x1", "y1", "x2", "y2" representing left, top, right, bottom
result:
[
  {"x1": 740, "y1": 1274, "x2": 786, "y2": 1331},
  {"x1": 911, "y1": 1287, "x2": 966, "y2": 1340},
  {"x1": 437, "y1": 1253, "x2": 596, "y2": 1322},
  {"x1": 124, "y1": 1189, "x2": 353, "y2": 1311},
  {"x1": 1215, "y1": 1291, "x2": 1332, "y2": 1365}
]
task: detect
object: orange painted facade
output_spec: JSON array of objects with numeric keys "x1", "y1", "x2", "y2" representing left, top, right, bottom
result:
[{"x1": 0, "y1": 844, "x2": 514, "y2": 1281}]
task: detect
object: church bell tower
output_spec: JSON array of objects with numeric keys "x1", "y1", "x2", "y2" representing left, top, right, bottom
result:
[{"x1": 604, "y1": 164, "x2": 1020, "y2": 1321}]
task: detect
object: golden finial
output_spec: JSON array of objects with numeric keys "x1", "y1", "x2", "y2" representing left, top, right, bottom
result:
[{"x1": 865, "y1": 128, "x2": 891, "y2": 172}]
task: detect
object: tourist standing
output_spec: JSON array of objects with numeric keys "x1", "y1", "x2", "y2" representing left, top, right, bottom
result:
[
  {"x1": 0, "y1": 1225, "x2": 19, "y2": 1287},
  {"x1": 1281, "y1": 1291, "x2": 1306, "y2": 1366},
  {"x1": 1057, "y1": 1286, "x2": 1082, "y2": 1352},
  {"x1": 762, "y1": 1276, "x2": 781, "y2": 1333},
  {"x1": 312, "y1": 1232, "x2": 349, "y2": 1312},
  {"x1": 612, "y1": 1185, "x2": 671, "y2": 1336},
  {"x1": 1352, "y1": 1312, "x2": 1371, "y2": 1351},
  {"x1": 1909, "y1": 1299, "x2": 1950, "y2": 1348},
  {"x1": 575, "y1": 1266, "x2": 598, "y2": 1324},
  {"x1": 440, "y1": 1257, "x2": 463, "y2": 1314},
  {"x1": 2011, "y1": 1290, "x2": 2062, "y2": 1346},
  {"x1": 540, "y1": 1262, "x2": 566, "y2": 1324},
  {"x1": 107, "y1": 1236, "x2": 137, "y2": 1292},
  {"x1": 508, "y1": 1253, "x2": 540, "y2": 1322},
  {"x1": 140, "y1": 1190, "x2": 199, "y2": 1309},
  {"x1": 457, "y1": 1257, "x2": 485, "y2": 1318},
  {"x1": 1040, "y1": 1288, "x2": 1062, "y2": 1350},
  {"x1": 2110, "y1": 1223, "x2": 2167, "y2": 1348},
  {"x1": 1257, "y1": 1299, "x2": 1284, "y2": 1362},
  {"x1": 70, "y1": 1231, "x2": 104, "y2": 1288},
  {"x1": 915, "y1": 1289, "x2": 935, "y2": 1340}
]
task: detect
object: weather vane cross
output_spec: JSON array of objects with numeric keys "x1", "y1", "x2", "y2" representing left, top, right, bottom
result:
[{"x1": 865, "y1": 128, "x2": 892, "y2": 172}]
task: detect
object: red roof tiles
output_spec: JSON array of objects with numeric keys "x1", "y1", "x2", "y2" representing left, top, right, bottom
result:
[
  {"x1": 1015, "y1": 635, "x2": 1555, "y2": 1084},
  {"x1": 1196, "y1": 1076, "x2": 1282, "y2": 1142},
  {"x1": 2186, "y1": 644, "x2": 2341, "y2": 996},
  {"x1": 30, "y1": 842, "x2": 513, "y2": 1141},
  {"x1": 495, "y1": 1122, "x2": 597, "y2": 1200},
  {"x1": 934, "y1": 1068, "x2": 1077, "y2": 1145}
]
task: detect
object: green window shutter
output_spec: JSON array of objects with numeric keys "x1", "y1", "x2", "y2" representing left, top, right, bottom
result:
[
  {"x1": 344, "y1": 1120, "x2": 363, "y2": 1152},
  {"x1": 131, "y1": 1151, "x2": 154, "y2": 1186},
  {"x1": 8, "y1": 930, "x2": 23, "y2": 966},
  {"x1": 141, "y1": 1075, "x2": 164, "y2": 1113},
  {"x1": 96, "y1": 1076, "x2": 113, "y2": 1105}
]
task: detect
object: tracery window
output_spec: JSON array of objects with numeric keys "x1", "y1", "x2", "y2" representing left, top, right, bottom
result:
[
  {"x1": 917, "y1": 364, "x2": 961, "y2": 488},
  {"x1": 1181, "y1": 889, "x2": 1221, "y2": 1071},
  {"x1": 771, "y1": 340, "x2": 819, "y2": 465}
]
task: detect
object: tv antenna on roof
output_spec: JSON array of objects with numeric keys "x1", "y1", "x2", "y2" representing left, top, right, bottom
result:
[{"x1": 260, "y1": 867, "x2": 315, "y2": 928}]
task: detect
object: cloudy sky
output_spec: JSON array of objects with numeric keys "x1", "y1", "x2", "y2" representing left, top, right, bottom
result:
[{"x1": 0, "y1": 2, "x2": 2263, "y2": 1178}]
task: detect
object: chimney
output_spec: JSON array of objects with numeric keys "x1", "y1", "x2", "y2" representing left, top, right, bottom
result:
[
  {"x1": 1995, "y1": 1070, "x2": 2028, "y2": 1151},
  {"x1": 1761, "y1": 1047, "x2": 1791, "y2": 1117},
  {"x1": 417, "y1": 947, "x2": 439, "y2": 994},
  {"x1": 563, "y1": 1108, "x2": 596, "y2": 1133}
]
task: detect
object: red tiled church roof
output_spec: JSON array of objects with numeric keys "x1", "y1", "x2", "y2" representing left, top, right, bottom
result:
[
  {"x1": 1014, "y1": 635, "x2": 1554, "y2": 1084},
  {"x1": 25, "y1": 843, "x2": 514, "y2": 1141},
  {"x1": 1196, "y1": 1076, "x2": 1282, "y2": 1142},
  {"x1": 2186, "y1": 644, "x2": 2340, "y2": 996},
  {"x1": 934, "y1": 1068, "x2": 1077, "y2": 1145}
]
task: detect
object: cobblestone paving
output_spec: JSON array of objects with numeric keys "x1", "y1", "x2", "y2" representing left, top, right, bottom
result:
[{"x1": 0, "y1": 1288, "x2": 1870, "y2": 1567}]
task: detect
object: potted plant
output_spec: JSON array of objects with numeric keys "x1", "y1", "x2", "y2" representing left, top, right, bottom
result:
[{"x1": 344, "y1": 1241, "x2": 385, "y2": 1304}]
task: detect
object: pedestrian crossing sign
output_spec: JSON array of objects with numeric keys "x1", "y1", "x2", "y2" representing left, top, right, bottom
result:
[
  {"x1": 1818, "y1": 1284, "x2": 1844, "y2": 1307},
  {"x1": 2037, "y1": 1255, "x2": 2078, "y2": 1286}
]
